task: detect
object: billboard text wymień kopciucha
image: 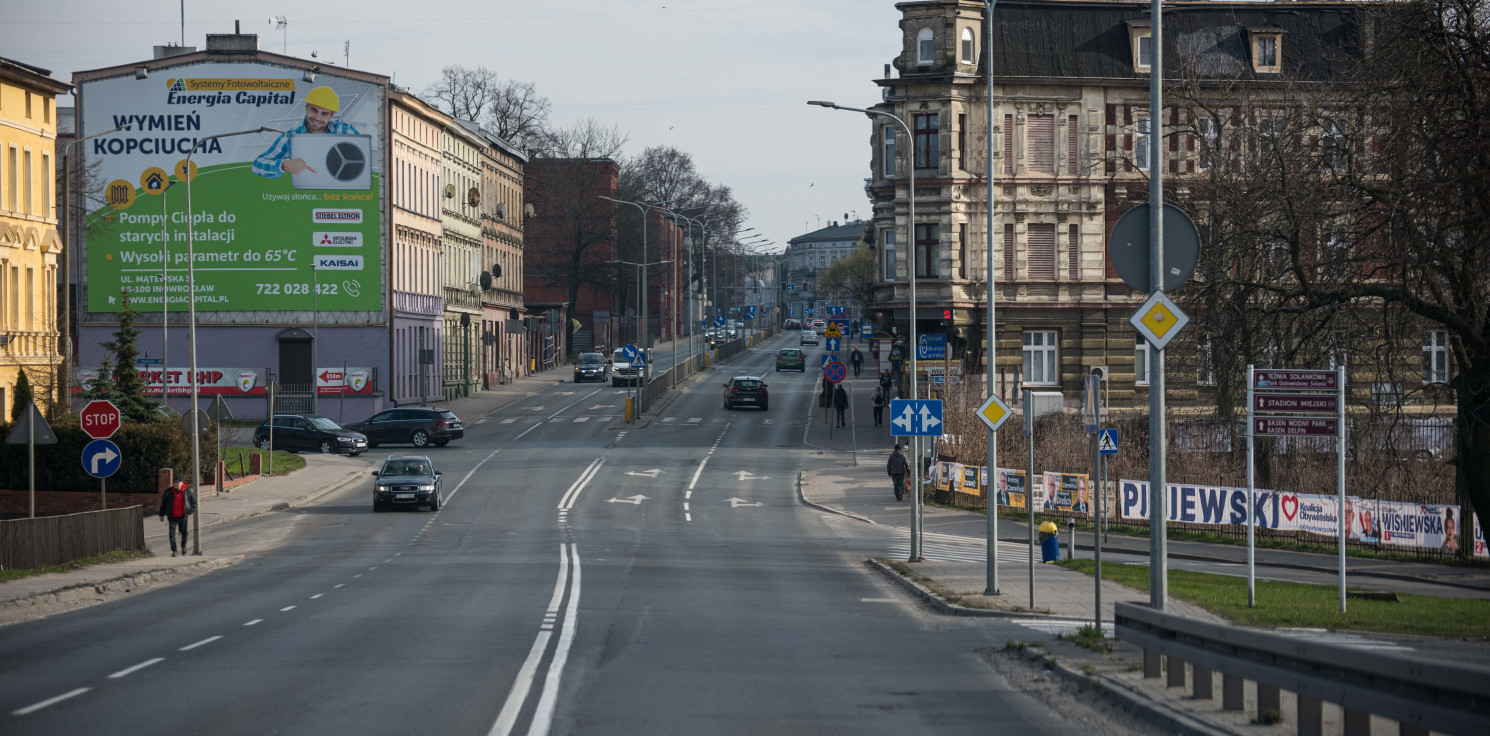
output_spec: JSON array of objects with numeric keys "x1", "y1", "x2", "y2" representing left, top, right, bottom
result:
[{"x1": 81, "y1": 64, "x2": 383, "y2": 313}]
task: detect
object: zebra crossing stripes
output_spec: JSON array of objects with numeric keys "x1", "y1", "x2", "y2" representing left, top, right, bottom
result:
[
  {"x1": 501, "y1": 418, "x2": 518, "y2": 424},
  {"x1": 1010, "y1": 619, "x2": 1115, "y2": 637},
  {"x1": 885, "y1": 529, "x2": 1032, "y2": 564}
]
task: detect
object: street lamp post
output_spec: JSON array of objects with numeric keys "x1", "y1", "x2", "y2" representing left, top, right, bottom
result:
[
  {"x1": 159, "y1": 179, "x2": 178, "y2": 411},
  {"x1": 183, "y1": 127, "x2": 280, "y2": 555},
  {"x1": 984, "y1": 0, "x2": 1001, "y2": 596},
  {"x1": 600, "y1": 197, "x2": 676, "y2": 357},
  {"x1": 610, "y1": 259, "x2": 671, "y2": 413},
  {"x1": 809, "y1": 100, "x2": 923, "y2": 562}
]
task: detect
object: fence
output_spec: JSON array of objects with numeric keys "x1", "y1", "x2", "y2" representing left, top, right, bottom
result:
[
  {"x1": 1115, "y1": 602, "x2": 1490, "y2": 736},
  {"x1": 0, "y1": 506, "x2": 146, "y2": 570}
]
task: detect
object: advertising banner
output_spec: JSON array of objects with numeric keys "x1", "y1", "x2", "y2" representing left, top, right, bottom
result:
[
  {"x1": 1043, "y1": 472, "x2": 1091, "y2": 514},
  {"x1": 80, "y1": 62, "x2": 383, "y2": 314},
  {"x1": 77, "y1": 366, "x2": 267, "y2": 396},
  {"x1": 995, "y1": 469, "x2": 1029, "y2": 509},
  {"x1": 956, "y1": 465, "x2": 984, "y2": 496}
]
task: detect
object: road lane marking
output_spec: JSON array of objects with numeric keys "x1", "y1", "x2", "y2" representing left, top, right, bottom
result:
[
  {"x1": 310, "y1": 594, "x2": 323, "y2": 599},
  {"x1": 688, "y1": 458, "x2": 709, "y2": 490},
  {"x1": 444, "y1": 448, "x2": 500, "y2": 503},
  {"x1": 281, "y1": 606, "x2": 297, "y2": 611},
  {"x1": 475, "y1": 418, "x2": 488, "y2": 425},
  {"x1": 501, "y1": 418, "x2": 518, "y2": 424},
  {"x1": 545, "y1": 388, "x2": 606, "y2": 420},
  {"x1": 108, "y1": 658, "x2": 165, "y2": 679},
  {"x1": 573, "y1": 416, "x2": 590, "y2": 422},
  {"x1": 557, "y1": 458, "x2": 604, "y2": 510},
  {"x1": 244, "y1": 619, "x2": 264, "y2": 626},
  {"x1": 860, "y1": 598, "x2": 897, "y2": 603},
  {"x1": 513, "y1": 422, "x2": 542, "y2": 440},
  {"x1": 687, "y1": 418, "x2": 701, "y2": 423},
  {"x1": 179, "y1": 636, "x2": 222, "y2": 651},
  {"x1": 528, "y1": 543, "x2": 581, "y2": 736},
  {"x1": 490, "y1": 544, "x2": 571, "y2": 736},
  {"x1": 352, "y1": 574, "x2": 361, "y2": 578},
  {"x1": 333, "y1": 584, "x2": 345, "y2": 588},
  {"x1": 12, "y1": 688, "x2": 91, "y2": 715}
]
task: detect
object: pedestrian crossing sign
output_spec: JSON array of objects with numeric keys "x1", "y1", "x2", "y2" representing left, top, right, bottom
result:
[{"x1": 1098, "y1": 428, "x2": 1119, "y2": 455}]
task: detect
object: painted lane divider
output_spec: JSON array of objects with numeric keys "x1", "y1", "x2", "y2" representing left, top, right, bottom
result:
[
  {"x1": 244, "y1": 619, "x2": 264, "y2": 626},
  {"x1": 12, "y1": 688, "x2": 91, "y2": 716},
  {"x1": 107, "y1": 658, "x2": 164, "y2": 679},
  {"x1": 443, "y1": 448, "x2": 499, "y2": 504},
  {"x1": 178, "y1": 636, "x2": 221, "y2": 652},
  {"x1": 490, "y1": 543, "x2": 573, "y2": 736}
]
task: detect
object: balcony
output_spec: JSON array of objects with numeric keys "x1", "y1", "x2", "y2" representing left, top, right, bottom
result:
[
  {"x1": 443, "y1": 286, "x2": 481, "y2": 312},
  {"x1": 1, "y1": 330, "x2": 59, "y2": 359}
]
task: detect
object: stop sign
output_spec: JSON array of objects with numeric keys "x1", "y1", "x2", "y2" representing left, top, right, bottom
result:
[{"x1": 80, "y1": 400, "x2": 122, "y2": 440}]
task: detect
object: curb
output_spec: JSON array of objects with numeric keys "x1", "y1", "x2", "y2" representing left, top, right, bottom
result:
[
  {"x1": 0, "y1": 555, "x2": 245, "y2": 621},
  {"x1": 1013, "y1": 645, "x2": 1241, "y2": 736},
  {"x1": 144, "y1": 462, "x2": 374, "y2": 547},
  {"x1": 865, "y1": 558, "x2": 1077, "y2": 621},
  {"x1": 796, "y1": 471, "x2": 879, "y2": 525}
]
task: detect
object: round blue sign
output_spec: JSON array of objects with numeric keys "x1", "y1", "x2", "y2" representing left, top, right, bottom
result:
[
  {"x1": 82, "y1": 438, "x2": 123, "y2": 479},
  {"x1": 824, "y1": 361, "x2": 847, "y2": 384}
]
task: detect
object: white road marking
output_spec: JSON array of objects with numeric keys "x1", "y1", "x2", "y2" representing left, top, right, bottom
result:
[
  {"x1": 244, "y1": 619, "x2": 264, "y2": 626},
  {"x1": 310, "y1": 594, "x2": 323, "y2": 599},
  {"x1": 683, "y1": 502, "x2": 690, "y2": 511},
  {"x1": 549, "y1": 417, "x2": 567, "y2": 423},
  {"x1": 490, "y1": 544, "x2": 571, "y2": 736},
  {"x1": 529, "y1": 543, "x2": 581, "y2": 736},
  {"x1": 368, "y1": 567, "x2": 377, "y2": 571},
  {"x1": 557, "y1": 458, "x2": 605, "y2": 510},
  {"x1": 12, "y1": 687, "x2": 91, "y2": 715},
  {"x1": 352, "y1": 574, "x2": 361, "y2": 579},
  {"x1": 513, "y1": 422, "x2": 542, "y2": 440},
  {"x1": 281, "y1": 606, "x2": 297, "y2": 611},
  {"x1": 475, "y1": 418, "x2": 488, "y2": 425},
  {"x1": 108, "y1": 658, "x2": 165, "y2": 678},
  {"x1": 687, "y1": 417, "x2": 701, "y2": 424},
  {"x1": 685, "y1": 512, "x2": 692, "y2": 522},
  {"x1": 179, "y1": 635, "x2": 222, "y2": 651},
  {"x1": 333, "y1": 584, "x2": 345, "y2": 588},
  {"x1": 860, "y1": 598, "x2": 896, "y2": 603},
  {"x1": 687, "y1": 458, "x2": 709, "y2": 490},
  {"x1": 501, "y1": 418, "x2": 518, "y2": 424},
  {"x1": 661, "y1": 417, "x2": 676, "y2": 423},
  {"x1": 442, "y1": 448, "x2": 500, "y2": 504},
  {"x1": 685, "y1": 491, "x2": 692, "y2": 499}
]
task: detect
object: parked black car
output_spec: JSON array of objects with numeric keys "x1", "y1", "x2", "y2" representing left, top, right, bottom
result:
[
  {"x1": 252, "y1": 414, "x2": 368, "y2": 455},
  {"x1": 344, "y1": 408, "x2": 464, "y2": 448},
  {"x1": 371, "y1": 455, "x2": 443, "y2": 512},
  {"x1": 722, "y1": 375, "x2": 769, "y2": 410}
]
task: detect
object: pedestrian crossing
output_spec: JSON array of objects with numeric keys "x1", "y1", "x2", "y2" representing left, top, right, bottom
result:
[
  {"x1": 884, "y1": 528, "x2": 1033, "y2": 564},
  {"x1": 1010, "y1": 619, "x2": 1115, "y2": 637},
  {"x1": 660, "y1": 417, "x2": 805, "y2": 426}
]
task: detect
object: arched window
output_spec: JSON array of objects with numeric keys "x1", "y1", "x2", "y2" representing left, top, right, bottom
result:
[
  {"x1": 960, "y1": 28, "x2": 975, "y2": 64},
  {"x1": 917, "y1": 28, "x2": 934, "y2": 65}
]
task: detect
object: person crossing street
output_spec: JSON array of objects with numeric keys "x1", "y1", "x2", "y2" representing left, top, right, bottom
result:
[{"x1": 850, "y1": 347, "x2": 863, "y2": 377}]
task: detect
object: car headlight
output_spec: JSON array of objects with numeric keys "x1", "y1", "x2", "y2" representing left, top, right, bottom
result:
[
  {"x1": 338, "y1": 437, "x2": 352, "y2": 443},
  {"x1": 417, "y1": 484, "x2": 435, "y2": 491}
]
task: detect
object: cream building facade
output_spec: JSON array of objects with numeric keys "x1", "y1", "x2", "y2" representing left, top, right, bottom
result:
[
  {"x1": 389, "y1": 90, "x2": 449, "y2": 406},
  {"x1": 476, "y1": 128, "x2": 525, "y2": 386},
  {"x1": 441, "y1": 120, "x2": 484, "y2": 398},
  {"x1": 0, "y1": 57, "x2": 69, "y2": 418}
]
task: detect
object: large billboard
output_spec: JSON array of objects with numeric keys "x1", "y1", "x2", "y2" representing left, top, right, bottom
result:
[{"x1": 80, "y1": 62, "x2": 383, "y2": 314}]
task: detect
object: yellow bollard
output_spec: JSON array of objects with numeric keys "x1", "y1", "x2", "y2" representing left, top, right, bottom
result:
[{"x1": 624, "y1": 396, "x2": 634, "y2": 422}]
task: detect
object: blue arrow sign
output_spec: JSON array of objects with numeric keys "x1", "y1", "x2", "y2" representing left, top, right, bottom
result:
[
  {"x1": 82, "y1": 439, "x2": 122, "y2": 479},
  {"x1": 1099, "y1": 428, "x2": 1119, "y2": 455},
  {"x1": 916, "y1": 333, "x2": 948, "y2": 360},
  {"x1": 714, "y1": 316, "x2": 726, "y2": 327},
  {"x1": 621, "y1": 344, "x2": 639, "y2": 362},
  {"x1": 825, "y1": 337, "x2": 840, "y2": 353},
  {"x1": 889, "y1": 399, "x2": 943, "y2": 437}
]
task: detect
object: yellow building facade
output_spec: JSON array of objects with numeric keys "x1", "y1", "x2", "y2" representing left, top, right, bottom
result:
[{"x1": 0, "y1": 57, "x2": 70, "y2": 419}]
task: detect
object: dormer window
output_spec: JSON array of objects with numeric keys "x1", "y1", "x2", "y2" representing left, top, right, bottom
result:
[
  {"x1": 1248, "y1": 28, "x2": 1283, "y2": 73},
  {"x1": 1137, "y1": 35, "x2": 1152, "y2": 70},
  {"x1": 1126, "y1": 20, "x2": 1153, "y2": 73},
  {"x1": 917, "y1": 27, "x2": 934, "y2": 65},
  {"x1": 960, "y1": 28, "x2": 975, "y2": 65}
]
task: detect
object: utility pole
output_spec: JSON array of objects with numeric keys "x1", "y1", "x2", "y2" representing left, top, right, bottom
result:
[{"x1": 1147, "y1": 0, "x2": 1169, "y2": 611}]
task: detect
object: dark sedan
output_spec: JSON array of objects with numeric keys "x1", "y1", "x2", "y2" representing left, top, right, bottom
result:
[
  {"x1": 372, "y1": 456, "x2": 443, "y2": 512},
  {"x1": 252, "y1": 414, "x2": 367, "y2": 455},
  {"x1": 723, "y1": 375, "x2": 769, "y2": 410},
  {"x1": 344, "y1": 408, "x2": 464, "y2": 448}
]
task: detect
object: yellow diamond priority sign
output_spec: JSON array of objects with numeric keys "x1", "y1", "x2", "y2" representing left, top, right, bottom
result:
[
  {"x1": 976, "y1": 393, "x2": 1013, "y2": 432},
  {"x1": 1130, "y1": 290, "x2": 1189, "y2": 350}
]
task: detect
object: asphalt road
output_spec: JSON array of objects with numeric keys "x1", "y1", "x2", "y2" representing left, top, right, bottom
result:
[{"x1": 0, "y1": 335, "x2": 1075, "y2": 735}]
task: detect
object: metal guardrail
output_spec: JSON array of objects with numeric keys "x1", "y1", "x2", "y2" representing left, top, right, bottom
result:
[{"x1": 1114, "y1": 601, "x2": 1490, "y2": 736}]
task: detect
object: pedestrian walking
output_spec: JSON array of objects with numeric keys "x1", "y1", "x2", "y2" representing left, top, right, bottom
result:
[
  {"x1": 158, "y1": 479, "x2": 196, "y2": 556},
  {"x1": 850, "y1": 347, "x2": 864, "y2": 377},
  {"x1": 887, "y1": 444, "x2": 909, "y2": 501},
  {"x1": 871, "y1": 389, "x2": 885, "y2": 426},
  {"x1": 833, "y1": 384, "x2": 849, "y2": 427}
]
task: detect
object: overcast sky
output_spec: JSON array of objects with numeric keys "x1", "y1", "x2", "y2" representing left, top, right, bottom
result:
[{"x1": 10, "y1": 0, "x2": 902, "y2": 250}]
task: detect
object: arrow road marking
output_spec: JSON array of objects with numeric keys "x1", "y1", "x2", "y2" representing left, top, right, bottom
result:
[
  {"x1": 625, "y1": 469, "x2": 661, "y2": 478},
  {"x1": 606, "y1": 495, "x2": 648, "y2": 505},
  {"x1": 726, "y1": 497, "x2": 763, "y2": 508},
  {"x1": 734, "y1": 470, "x2": 768, "y2": 481}
]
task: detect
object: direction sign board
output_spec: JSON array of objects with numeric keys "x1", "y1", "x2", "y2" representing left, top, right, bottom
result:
[
  {"x1": 715, "y1": 316, "x2": 726, "y2": 327},
  {"x1": 1253, "y1": 370, "x2": 1339, "y2": 391},
  {"x1": 889, "y1": 399, "x2": 943, "y2": 436},
  {"x1": 1098, "y1": 429, "x2": 1119, "y2": 455},
  {"x1": 916, "y1": 333, "x2": 948, "y2": 360},
  {"x1": 1253, "y1": 394, "x2": 1339, "y2": 414},
  {"x1": 621, "y1": 344, "x2": 639, "y2": 362},
  {"x1": 861, "y1": 323, "x2": 872, "y2": 339},
  {"x1": 82, "y1": 439, "x2": 122, "y2": 479},
  {"x1": 79, "y1": 399, "x2": 122, "y2": 440},
  {"x1": 824, "y1": 361, "x2": 847, "y2": 384},
  {"x1": 822, "y1": 322, "x2": 842, "y2": 339},
  {"x1": 825, "y1": 336, "x2": 840, "y2": 353},
  {"x1": 1130, "y1": 291, "x2": 1189, "y2": 350},
  {"x1": 1253, "y1": 417, "x2": 1339, "y2": 437},
  {"x1": 976, "y1": 393, "x2": 1013, "y2": 432}
]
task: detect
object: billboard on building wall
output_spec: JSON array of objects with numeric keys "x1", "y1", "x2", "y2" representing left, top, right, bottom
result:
[{"x1": 80, "y1": 62, "x2": 383, "y2": 314}]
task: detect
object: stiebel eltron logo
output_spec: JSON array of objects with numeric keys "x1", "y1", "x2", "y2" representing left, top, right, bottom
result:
[
  {"x1": 314, "y1": 232, "x2": 363, "y2": 247},
  {"x1": 312, "y1": 209, "x2": 363, "y2": 224}
]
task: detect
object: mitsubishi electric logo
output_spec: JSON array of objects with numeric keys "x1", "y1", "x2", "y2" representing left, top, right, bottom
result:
[
  {"x1": 312, "y1": 208, "x2": 363, "y2": 224},
  {"x1": 314, "y1": 232, "x2": 363, "y2": 247}
]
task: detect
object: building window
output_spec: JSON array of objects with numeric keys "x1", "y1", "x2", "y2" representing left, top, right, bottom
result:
[
  {"x1": 1321, "y1": 117, "x2": 1348, "y2": 172},
  {"x1": 882, "y1": 124, "x2": 896, "y2": 177},
  {"x1": 1027, "y1": 114, "x2": 1054, "y2": 173},
  {"x1": 1198, "y1": 336, "x2": 1216, "y2": 386},
  {"x1": 24, "y1": 91, "x2": 32, "y2": 118},
  {"x1": 1197, "y1": 117, "x2": 1218, "y2": 172},
  {"x1": 960, "y1": 28, "x2": 975, "y2": 64},
  {"x1": 6, "y1": 147, "x2": 15, "y2": 212},
  {"x1": 958, "y1": 222, "x2": 967, "y2": 279},
  {"x1": 1067, "y1": 224, "x2": 1079, "y2": 280},
  {"x1": 1068, "y1": 115, "x2": 1079, "y2": 175},
  {"x1": 914, "y1": 114, "x2": 939, "y2": 169},
  {"x1": 1023, "y1": 331, "x2": 1058, "y2": 386},
  {"x1": 1134, "y1": 336, "x2": 1150, "y2": 386},
  {"x1": 957, "y1": 114, "x2": 967, "y2": 171},
  {"x1": 1026, "y1": 223, "x2": 1056, "y2": 280},
  {"x1": 41, "y1": 153, "x2": 50, "y2": 215},
  {"x1": 1003, "y1": 224, "x2": 1014, "y2": 279},
  {"x1": 914, "y1": 223, "x2": 939, "y2": 278},
  {"x1": 1254, "y1": 34, "x2": 1280, "y2": 72},
  {"x1": 917, "y1": 28, "x2": 934, "y2": 65},
  {"x1": 1135, "y1": 117, "x2": 1151, "y2": 172},
  {"x1": 1371, "y1": 382, "x2": 1404, "y2": 407},
  {"x1": 21, "y1": 150, "x2": 31, "y2": 216},
  {"x1": 1136, "y1": 34, "x2": 1152, "y2": 70},
  {"x1": 883, "y1": 229, "x2": 897, "y2": 281},
  {"x1": 1423, "y1": 331, "x2": 1450, "y2": 384}
]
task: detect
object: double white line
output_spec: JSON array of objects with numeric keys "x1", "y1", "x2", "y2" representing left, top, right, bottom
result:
[{"x1": 558, "y1": 458, "x2": 604, "y2": 511}]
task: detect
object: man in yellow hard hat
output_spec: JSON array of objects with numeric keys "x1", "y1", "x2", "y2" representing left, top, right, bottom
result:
[{"x1": 252, "y1": 85, "x2": 361, "y2": 178}]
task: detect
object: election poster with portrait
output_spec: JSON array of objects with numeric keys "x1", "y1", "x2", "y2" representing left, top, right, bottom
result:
[
  {"x1": 1043, "y1": 472, "x2": 1091, "y2": 515},
  {"x1": 79, "y1": 61, "x2": 384, "y2": 315},
  {"x1": 996, "y1": 469, "x2": 1029, "y2": 509}
]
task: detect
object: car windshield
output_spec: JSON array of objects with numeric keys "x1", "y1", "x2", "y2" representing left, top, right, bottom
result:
[
  {"x1": 381, "y1": 460, "x2": 432, "y2": 477},
  {"x1": 306, "y1": 416, "x2": 343, "y2": 431},
  {"x1": 612, "y1": 350, "x2": 629, "y2": 363},
  {"x1": 732, "y1": 380, "x2": 762, "y2": 389},
  {"x1": 780, "y1": 350, "x2": 801, "y2": 357},
  {"x1": 578, "y1": 353, "x2": 604, "y2": 365}
]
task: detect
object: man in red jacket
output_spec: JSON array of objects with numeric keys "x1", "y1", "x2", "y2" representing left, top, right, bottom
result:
[{"x1": 158, "y1": 480, "x2": 196, "y2": 556}]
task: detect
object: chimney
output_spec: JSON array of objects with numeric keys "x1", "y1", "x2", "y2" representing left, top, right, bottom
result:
[
  {"x1": 206, "y1": 31, "x2": 258, "y2": 54},
  {"x1": 153, "y1": 44, "x2": 198, "y2": 60}
]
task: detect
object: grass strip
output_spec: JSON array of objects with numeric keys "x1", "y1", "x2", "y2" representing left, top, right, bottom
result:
[
  {"x1": 220, "y1": 446, "x2": 306, "y2": 477},
  {"x1": 0, "y1": 548, "x2": 153, "y2": 583},
  {"x1": 1058, "y1": 558, "x2": 1490, "y2": 639}
]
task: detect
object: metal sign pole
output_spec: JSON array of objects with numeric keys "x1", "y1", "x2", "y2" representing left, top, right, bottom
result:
[
  {"x1": 1025, "y1": 388, "x2": 1035, "y2": 610},
  {"x1": 1147, "y1": 0, "x2": 1169, "y2": 612},
  {"x1": 1247, "y1": 364, "x2": 1256, "y2": 607},
  {"x1": 983, "y1": 0, "x2": 1000, "y2": 600},
  {"x1": 101, "y1": 477, "x2": 106, "y2": 511},
  {"x1": 1093, "y1": 425, "x2": 1102, "y2": 631},
  {"x1": 267, "y1": 381, "x2": 275, "y2": 477},
  {"x1": 1338, "y1": 365, "x2": 1347, "y2": 613}
]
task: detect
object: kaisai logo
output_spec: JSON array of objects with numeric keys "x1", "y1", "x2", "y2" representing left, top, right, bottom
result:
[
  {"x1": 312, "y1": 209, "x2": 362, "y2": 224},
  {"x1": 348, "y1": 369, "x2": 369, "y2": 392},
  {"x1": 315, "y1": 255, "x2": 364, "y2": 271},
  {"x1": 236, "y1": 370, "x2": 258, "y2": 393},
  {"x1": 314, "y1": 232, "x2": 362, "y2": 247}
]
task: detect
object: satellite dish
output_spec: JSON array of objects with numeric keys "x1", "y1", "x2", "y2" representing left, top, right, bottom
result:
[
  {"x1": 467, "y1": 187, "x2": 480, "y2": 208},
  {"x1": 496, "y1": 203, "x2": 507, "y2": 220},
  {"x1": 491, "y1": 263, "x2": 502, "y2": 278},
  {"x1": 444, "y1": 184, "x2": 456, "y2": 200},
  {"x1": 479, "y1": 272, "x2": 493, "y2": 290}
]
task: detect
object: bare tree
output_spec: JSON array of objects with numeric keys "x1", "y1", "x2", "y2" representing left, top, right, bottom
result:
[
  {"x1": 817, "y1": 244, "x2": 875, "y2": 321},
  {"x1": 424, "y1": 65, "x2": 552, "y2": 152}
]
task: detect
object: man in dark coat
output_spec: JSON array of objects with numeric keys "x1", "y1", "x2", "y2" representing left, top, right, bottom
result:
[
  {"x1": 833, "y1": 384, "x2": 849, "y2": 427},
  {"x1": 158, "y1": 480, "x2": 196, "y2": 556},
  {"x1": 887, "y1": 444, "x2": 909, "y2": 501}
]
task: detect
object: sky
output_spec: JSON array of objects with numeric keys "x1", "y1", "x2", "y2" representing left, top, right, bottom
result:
[{"x1": 8, "y1": 0, "x2": 904, "y2": 252}]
